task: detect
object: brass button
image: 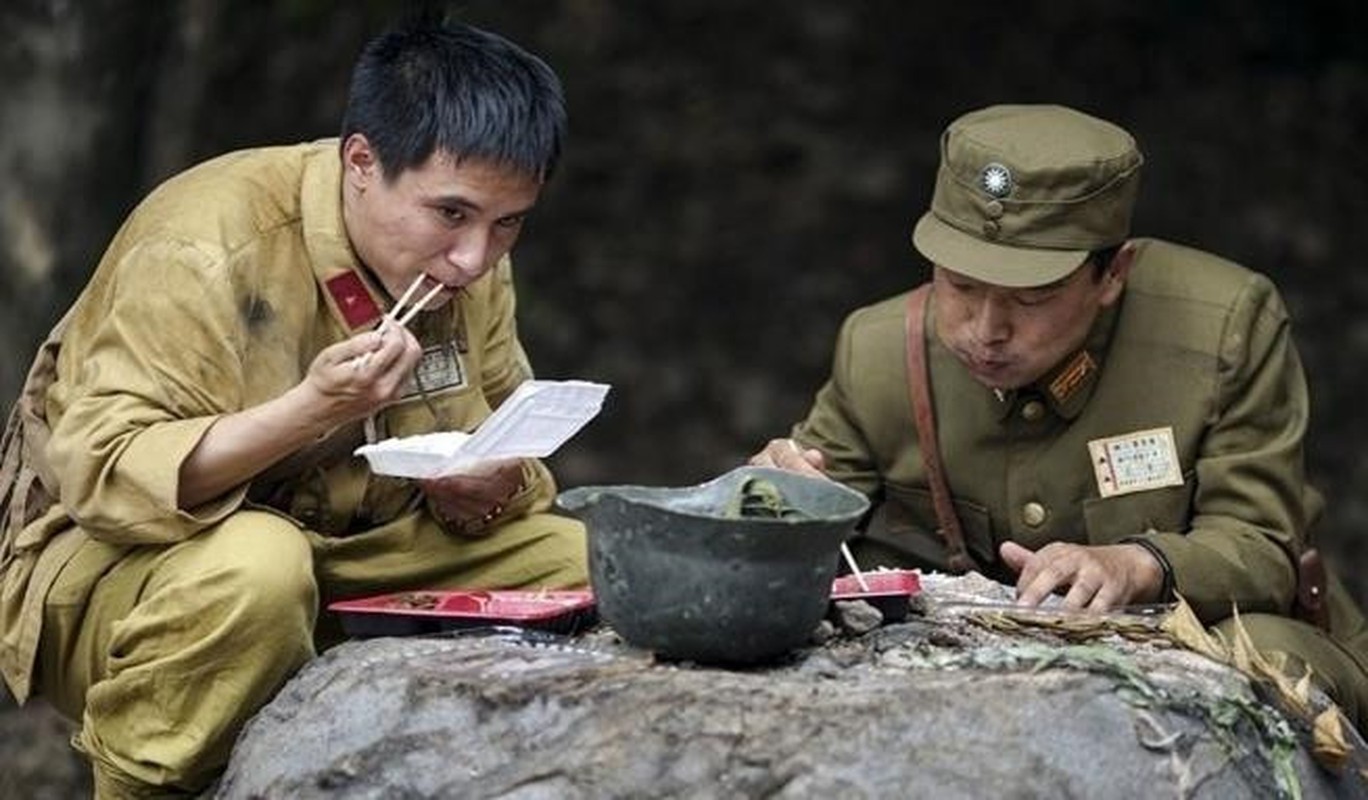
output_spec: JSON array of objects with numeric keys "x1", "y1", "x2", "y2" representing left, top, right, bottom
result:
[
  {"x1": 1021, "y1": 400, "x2": 1045, "y2": 422},
  {"x1": 1022, "y1": 502, "x2": 1047, "y2": 528},
  {"x1": 982, "y1": 219, "x2": 1001, "y2": 239},
  {"x1": 984, "y1": 199, "x2": 1004, "y2": 219}
]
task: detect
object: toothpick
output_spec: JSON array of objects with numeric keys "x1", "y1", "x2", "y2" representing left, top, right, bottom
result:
[{"x1": 841, "y1": 542, "x2": 871, "y2": 592}]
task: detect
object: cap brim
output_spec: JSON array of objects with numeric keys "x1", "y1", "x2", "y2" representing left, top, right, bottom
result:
[{"x1": 912, "y1": 212, "x2": 1089, "y2": 288}]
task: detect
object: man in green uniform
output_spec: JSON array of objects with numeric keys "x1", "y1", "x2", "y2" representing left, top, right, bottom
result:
[
  {"x1": 753, "y1": 104, "x2": 1368, "y2": 727},
  {"x1": 0, "y1": 19, "x2": 587, "y2": 798}
]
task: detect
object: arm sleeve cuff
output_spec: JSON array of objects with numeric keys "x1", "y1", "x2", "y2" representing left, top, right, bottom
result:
[{"x1": 1121, "y1": 535, "x2": 1176, "y2": 603}]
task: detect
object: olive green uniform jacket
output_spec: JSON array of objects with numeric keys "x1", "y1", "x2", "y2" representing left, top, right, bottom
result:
[
  {"x1": 0, "y1": 140, "x2": 554, "y2": 703},
  {"x1": 795, "y1": 239, "x2": 1331, "y2": 626}
]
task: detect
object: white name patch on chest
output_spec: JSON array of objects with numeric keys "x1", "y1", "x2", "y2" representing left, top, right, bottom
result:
[
  {"x1": 1088, "y1": 426, "x2": 1184, "y2": 499},
  {"x1": 401, "y1": 341, "x2": 467, "y2": 398}
]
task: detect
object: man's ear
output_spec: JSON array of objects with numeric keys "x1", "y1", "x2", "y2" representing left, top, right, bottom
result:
[
  {"x1": 341, "y1": 133, "x2": 380, "y2": 187},
  {"x1": 1099, "y1": 241, "x2": 1136, "y2": 306}
]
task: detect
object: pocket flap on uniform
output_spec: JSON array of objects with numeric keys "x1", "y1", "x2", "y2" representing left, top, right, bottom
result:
[
  {"x1": 1081, "y1": 473, "x2": 1195, "y2": 544},
  {"x1": 872, "y1": 482, "x2": 996, "y2": 567}
]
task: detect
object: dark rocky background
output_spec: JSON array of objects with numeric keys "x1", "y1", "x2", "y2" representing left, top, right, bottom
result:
[{"x1": 3, "y1": 0, "x2": 1367, "y2": 794}]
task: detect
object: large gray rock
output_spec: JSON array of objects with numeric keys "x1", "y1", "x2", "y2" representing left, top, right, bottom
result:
[
  {"x1": 0, "y1": 688, "x2": 89, "y2": 800},
  {"x1": 217, "y1": 577, "x2": 1368, "y2": 800}
]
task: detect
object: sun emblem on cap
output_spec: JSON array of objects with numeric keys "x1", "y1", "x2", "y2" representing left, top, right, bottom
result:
[{"x1": 979, "y1": 162, "x2": 1013, "y2": 198}]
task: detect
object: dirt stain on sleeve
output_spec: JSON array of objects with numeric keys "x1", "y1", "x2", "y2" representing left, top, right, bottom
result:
[{"x1": 240, "y1": 294, "x2": 274, "y2": 331}]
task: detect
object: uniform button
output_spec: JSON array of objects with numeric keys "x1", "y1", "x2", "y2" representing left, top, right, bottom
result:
[
  {"x1": 984, "y1": 199, "x2": 1004, "y2": 219},
  {"x1": 1021, "y1": 400, "x2": 1045, "y2": 422},
  {"x1": 982, "y1": 220, "x2": 1001, "y2": 239},
  {"x1": 1022, "y1": 502, "x2": 1048, "y2": 528}
]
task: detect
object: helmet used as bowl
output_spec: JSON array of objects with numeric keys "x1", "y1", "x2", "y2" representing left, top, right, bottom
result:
[{"x1": 556, "y1": 466, "x2": 870, "y2": 664}]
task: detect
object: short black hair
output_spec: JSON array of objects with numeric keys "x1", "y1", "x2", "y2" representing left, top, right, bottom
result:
[{"x1": 341, "y1": 19, "x2": 566, "y2": 181}]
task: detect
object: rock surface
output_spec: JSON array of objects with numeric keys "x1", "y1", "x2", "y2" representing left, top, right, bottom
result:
[
  {"x1": 0, "y1": 689, "x2": 88, "y2": 800},
  {"x1": 216, "y1": 576, "x2": 1368, "y2": 799}
]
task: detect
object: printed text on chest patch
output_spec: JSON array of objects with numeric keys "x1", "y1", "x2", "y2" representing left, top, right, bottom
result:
[
  {"x1": 1088, "y1": 426, "x2": 1184, "y2": 498},
  {"x1": 401, "y1": 341, "x2": 467, "y2": 398}
]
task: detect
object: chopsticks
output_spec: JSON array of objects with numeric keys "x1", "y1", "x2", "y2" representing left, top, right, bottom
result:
[
  {"x1": 386, "y1": 274, "x2": 444, "y2": 329},
  {"x1": 841, "y1": 543, "x2": 871, "y2": 592},
  {"x1": 350, "y1": 274, "x2": 443, "y2": 369},
  {"x1": 778, "y1": 438, "x2": 872, "y2": 592}
]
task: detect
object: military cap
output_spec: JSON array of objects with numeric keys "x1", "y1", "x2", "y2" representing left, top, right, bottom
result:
[{"x1": 912, "y1": 104, "x2": 1144, "y2": 287}]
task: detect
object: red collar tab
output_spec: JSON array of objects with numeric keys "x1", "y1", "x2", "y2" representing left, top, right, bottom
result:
[
  {"x1": 325, "y1": 272, "x2": 383, "y2": 330},
  {"x1": 1047, "y1": 349, "x2": 1097, "y2": 406}
]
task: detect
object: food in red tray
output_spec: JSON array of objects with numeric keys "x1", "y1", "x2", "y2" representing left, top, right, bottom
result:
[{"x1": 328, "y1": 589, "x2": 597, "y2": 637}]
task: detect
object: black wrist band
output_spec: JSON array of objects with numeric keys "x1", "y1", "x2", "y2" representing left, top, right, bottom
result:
[{"x1": 1122, "y1": 536, "x2": 1176, "y2": 602}]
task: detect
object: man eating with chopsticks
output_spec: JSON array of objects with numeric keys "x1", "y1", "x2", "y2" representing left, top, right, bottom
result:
[{"x1": 0, "y1": 17, "x2": 585, "y2": 798}]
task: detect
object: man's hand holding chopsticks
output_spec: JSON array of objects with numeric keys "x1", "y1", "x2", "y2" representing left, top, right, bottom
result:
[
  {"x1": 748, "y1": 437, "x2": 828, "y2": 479},
  {"x1": 304, "y1": 322, "x2": 425, "y2": 423}
]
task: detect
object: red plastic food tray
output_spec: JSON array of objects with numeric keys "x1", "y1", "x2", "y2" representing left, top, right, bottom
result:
[
  {"x1": 329, "y1": 590, "x2": 597, "y2": 638},
  {"x1": 830, "y1": 569, "x2": 921, "y2": 621}
]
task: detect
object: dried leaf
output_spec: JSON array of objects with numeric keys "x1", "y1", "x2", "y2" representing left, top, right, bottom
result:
[
  {"x1": 1293, "y1": 669, "x2": 1314, "y2": 708},
  {"x1": 1313, "y1": 708, "x2": 1351, "y2": 772},
  {"x1": 1162, "y1": 595, "x2": 1359, "y2": 776},
  {"x1": 1226, "y1": 607, "x2": 1312, "y2": 718},
  {"x1": 1158, "y1": 595, "x2": 1227, "y2": 661}
]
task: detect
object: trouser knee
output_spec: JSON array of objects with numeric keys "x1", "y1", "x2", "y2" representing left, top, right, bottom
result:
[
  {"x1": 79, "y1": 511, "x2": 318, "y2": 794},
  {"x1": 505, "y1": 513, "x2": 588, "y2": 589},
  {"x1": 198, "y1": 510, "x2": 318, "y2": 632}
]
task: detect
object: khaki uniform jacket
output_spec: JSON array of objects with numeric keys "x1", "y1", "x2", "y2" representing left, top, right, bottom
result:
[
  {"x1": 0, "y1": 140, "x2": 553, "y2": 701},
  {"x1": 796, "y1": 239, "x2": 1319, "y2": 625}
]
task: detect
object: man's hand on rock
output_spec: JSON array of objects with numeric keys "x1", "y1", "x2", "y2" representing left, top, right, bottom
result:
[{"x1": 999, "y1": 541, "x2": 1164, "y2": 611}]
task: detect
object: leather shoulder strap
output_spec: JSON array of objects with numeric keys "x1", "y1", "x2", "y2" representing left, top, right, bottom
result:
[{"x1": 904, "y1": 285, "x2": 974, "y2": 573}]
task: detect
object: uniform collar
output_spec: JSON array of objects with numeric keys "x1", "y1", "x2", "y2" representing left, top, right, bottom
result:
[
  {"x1": 1029, "y1": 299, "x2": 1120, "y2": 420},
  {"x1": 300, "y1": 140, "x2": 388, "y2": 333}
]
